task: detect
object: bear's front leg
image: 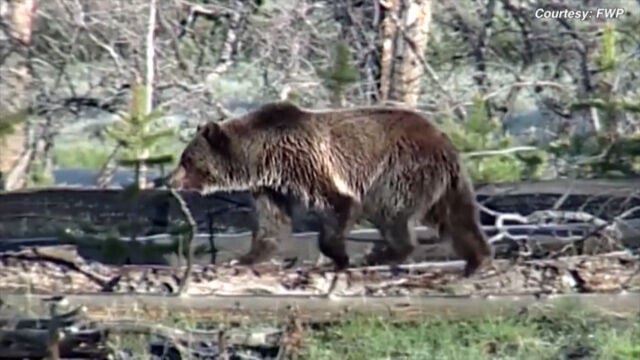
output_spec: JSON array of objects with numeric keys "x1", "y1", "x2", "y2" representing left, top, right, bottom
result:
[{"x1": 236, "y1": 190, "x2": 293, "y2": 265}]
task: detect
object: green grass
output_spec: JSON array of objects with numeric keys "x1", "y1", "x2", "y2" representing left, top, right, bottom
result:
[
  {"x1": 12, "y1": 298, "x2": 634, "y2": 359},
  {"x1": 302, "y1": 305, "x2": 640, "y2": 360}
]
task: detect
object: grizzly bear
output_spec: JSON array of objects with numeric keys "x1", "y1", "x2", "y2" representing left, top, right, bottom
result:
[{"x1": 167, "y1": 102, "x2": 493, "y2": 276}]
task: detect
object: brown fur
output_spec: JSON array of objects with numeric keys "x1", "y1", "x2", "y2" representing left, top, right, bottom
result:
[{"x1": 168, "y1": 102, "x2": 493, "y2": 275}]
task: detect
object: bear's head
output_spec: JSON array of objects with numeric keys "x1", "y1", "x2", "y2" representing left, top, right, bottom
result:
[{"x1": 167, "y1": 121, "x2": 236, "y2": 193}]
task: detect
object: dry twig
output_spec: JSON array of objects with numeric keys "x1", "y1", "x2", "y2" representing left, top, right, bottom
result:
[{"x1": 168, "y1": 188, "x2": 197, "y2": 295}]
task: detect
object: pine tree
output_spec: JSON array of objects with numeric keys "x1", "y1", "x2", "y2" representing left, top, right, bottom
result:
[
  {"x1": 0, "y1": 109, "x2": 27, "y2": 139},
  {"x1": 318, "y1": 41, "x2": 358, "y2": 106},
  {"x1": 104, "y1": 80, "x2": 175, "y2": 189},
  {"x1": 553, "y1": 22, "x2": 640, "y2": 178},
  {"x1": 442, "y1": 95, "x2": 546, "y2": 182}
]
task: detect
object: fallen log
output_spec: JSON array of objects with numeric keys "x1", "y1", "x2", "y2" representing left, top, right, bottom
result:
[
  {"x1": 1, "y1": 218, "x2": 638, "y2": 266},
  {"x1": 1, "y1": 292, "x2": 639, "y2": 325},
  {"x1": 1, "y1": 178, "x2": 639, "y2": 239},
  {"x1": 1, "y1": 179, "x2": 639, "y2": 266}
]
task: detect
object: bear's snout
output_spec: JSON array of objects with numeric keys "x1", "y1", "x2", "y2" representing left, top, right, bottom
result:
[
  {"x1": 166, "y1": 165, "x2": 205, "y2": 192},
  {"x1": 166, "y1": 165, "x2": 187, "y2": 189}
]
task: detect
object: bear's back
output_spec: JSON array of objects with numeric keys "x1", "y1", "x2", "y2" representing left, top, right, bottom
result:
[
  {"x1": 221, "y1": 102, "x2": 454, "y2": 162},
  {"x1": 234, "y1": 102, "x2": 312, "y2": 132}
]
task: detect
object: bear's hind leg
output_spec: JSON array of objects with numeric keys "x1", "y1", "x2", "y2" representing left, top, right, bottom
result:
[
  {"x1": 317, "y1": 193, "x2": 359, "y2": 270},
  {"x1": 364, "y1": 215, "x2": 417, "y2": 266},
  {"x1": 443, "y1": 221, "x2": 492, "y2": 276},
  {"x1": 435, "y1": 191, "x2": 493, "y2": 276}
]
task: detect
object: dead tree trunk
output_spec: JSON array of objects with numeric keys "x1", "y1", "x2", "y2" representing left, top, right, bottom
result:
[
  {"x1": 335, "y1": 0, "x2": 432, "y2": 107},
  {"x1": 379, "y1": 0, "x2": 432, "y2": 106},
  {"x1": 1, "y1": 0, "x2": 36, "y2": 190},
  {"x1": 137, "y1": 0, "x2": 157, "y2": 190}
]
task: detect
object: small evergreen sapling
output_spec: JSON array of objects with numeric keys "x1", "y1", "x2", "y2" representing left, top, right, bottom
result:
[{"x1": 104, "y1": 80, "x2": 175, "y2": 190}]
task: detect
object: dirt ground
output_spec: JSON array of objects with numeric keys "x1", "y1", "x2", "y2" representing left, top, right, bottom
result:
[{"x1": 1, "y1": 245, "x2": 638, "y2": 297}]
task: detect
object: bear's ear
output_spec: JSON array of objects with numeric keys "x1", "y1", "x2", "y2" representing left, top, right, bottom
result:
[{"x1": 200, "y1": 122, "x2": 230, "y2": 153}]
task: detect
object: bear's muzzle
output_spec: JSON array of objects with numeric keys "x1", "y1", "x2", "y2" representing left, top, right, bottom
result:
[
  {"x1": 166, "y1": 165, "x2": 187, "y2": 189},
  {"x1": 165, "y1": 165, "x2": 206, "y2": 192}
]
